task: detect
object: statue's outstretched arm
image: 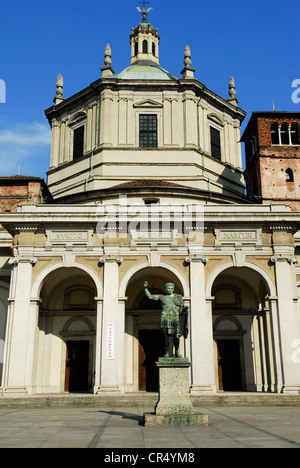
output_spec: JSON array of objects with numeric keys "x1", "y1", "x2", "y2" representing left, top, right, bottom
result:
[{"x1": 143, "y1": 281, "x2": 159, "y2": 301}]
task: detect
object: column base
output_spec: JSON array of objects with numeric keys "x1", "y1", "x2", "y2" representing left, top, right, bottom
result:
[
  {"x1": 94, "y1": 385, "x2": 122, "y2": 395},
  {"x1": 190, "y1": 384, "x2": 215, "y2": 395},
  {"x1": 282, "y1": 385, "x2": 300, "y2": 395},
  {"x1": 0, "y1": 387, "x2": 29, "y2": 397}
]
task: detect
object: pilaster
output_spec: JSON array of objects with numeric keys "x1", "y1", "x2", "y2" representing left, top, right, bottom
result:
[
  {"x1": 185, "y1": 255, "x2": 215, "y2": 394},
  {"x1": 95, "y1": 255, "x2": 124, "y2": 394},
  {"x1": 270, "y1": 254, "x2": 300, "y2": 394},
  {"x1": 1, "y1": 256, "x2": 37, "y2": 395}
]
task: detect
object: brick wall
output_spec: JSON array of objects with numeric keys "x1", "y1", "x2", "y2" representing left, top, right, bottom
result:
[
  {"x1": 0, "y1": 177, "x2": 49, "y2": 212},
  {"x1": 243, "y1": 113, "x2": 300, "y2": 211}
]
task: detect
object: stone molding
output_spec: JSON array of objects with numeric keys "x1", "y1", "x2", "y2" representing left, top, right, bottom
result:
[
  {"x1": 8, "y1": 256, "x2": 37, "y2": 265},
  {"x1": 99, "y1": 255, "x2": 123, "y2": 264},
  {"x1": 270, "y1": 254, "x2": 297, "y2": 265},
  {"x1": 185, "y1": 255, "x2": 208, "y2": 264}
]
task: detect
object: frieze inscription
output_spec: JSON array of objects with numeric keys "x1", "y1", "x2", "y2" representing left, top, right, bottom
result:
[
  {"x1": 216, "y1": 229, "x2": 260, "y2": 245},
  {"x1": 47, "y1": 230, "x2": 91, "y2": 245}
]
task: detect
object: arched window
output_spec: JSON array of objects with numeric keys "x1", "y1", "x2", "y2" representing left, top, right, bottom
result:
[
  {"x1": 135, "y1": 41, "x2": 138, "y2": 56},
  {"x1": 280, "y1": 123, "x2": 290, "y2": 145},
  {"x1": 143, "y1": 40, "x2": 148, "y2": 54},
  {"x1": 271, "y1": 123, "x2": 280, "y2": 144},
  {"x1": 152, "y1": 42, "x2": 156, "y2": 56},
  {"x1": 286, "y1": 168, "x2": 294, "y2": 182},
  {"x1": 291, "y1": 123, "x2": 300, "y2": 145}
]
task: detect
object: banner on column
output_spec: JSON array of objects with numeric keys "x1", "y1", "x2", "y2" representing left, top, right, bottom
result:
[{"x1": 106, "y1": 322, "x2": 114, "y2": 360}]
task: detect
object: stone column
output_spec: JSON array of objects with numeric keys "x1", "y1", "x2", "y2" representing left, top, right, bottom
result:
[
  {"x1": 185, "y1": 255, "x2": 215, "y2": 394},
  {"x1": 2, "y1": 256, "x2": 37, "y2": 395},
  {"x1": 271, "y1": 254, "x2": 300, "y2": 394},
  {"x1": 95, "y1": 255, "x2": 123, "y2": 394},
  {"x1": 93, "y1": 297, "x2": 103, "y2": 393},
  {"x1": 50, "y1": 119, "x2": 59, "y2": 168}
]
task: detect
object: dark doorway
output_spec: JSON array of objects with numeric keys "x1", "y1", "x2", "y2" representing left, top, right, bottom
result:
[
  {"x1": 139, "y1": 330, "x2": 165, "y2": 392},
  {"x1": 65, "y1": 341, "x2": 89, "y2": 392},
  {"x1": 217, "y1": 339, "x2": 243, "y2": 391}
]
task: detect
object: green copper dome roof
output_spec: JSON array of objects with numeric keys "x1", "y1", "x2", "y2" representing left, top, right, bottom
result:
[{"x1": 115, "y1": 60, "x2": 177, "y2": 81}]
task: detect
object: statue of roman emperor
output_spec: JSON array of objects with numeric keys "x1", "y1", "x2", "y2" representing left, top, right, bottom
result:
[{"x1": 143, "y1": 281, "x2": 189, "y2": 358}]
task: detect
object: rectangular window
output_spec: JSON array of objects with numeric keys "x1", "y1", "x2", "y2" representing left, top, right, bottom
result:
[
  {"x1": 139, "y1": 114, "x2": 158, "y2": 148},
  {"x1": 73, "y1": 126, "x2": 84, "y2": 160},
  {"x1": 210, "y1": 127, "x2": 221, "y2": 160}
]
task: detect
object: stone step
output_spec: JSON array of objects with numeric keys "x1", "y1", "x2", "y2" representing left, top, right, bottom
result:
[{"x1": 0, "y1": 393, "x2": 300, "y2": 409}]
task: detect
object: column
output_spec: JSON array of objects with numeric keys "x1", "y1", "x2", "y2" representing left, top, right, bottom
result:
[
  {"x1": 50, "y1": 119, "x2": 59, "y2": 168},
  {"x1": 2, "y1": 256, "x2": 37, "y2": 395},
  {"x1": 271, "y1": 254, "x2": 300, "y2": 394},
  {"x1": 268, "y1": 297, "x2": 283, "y2": 393},
  {"x1": 93, "y1": 298, "x2": 103, "y2": 393},
  {"x1": 185, "y1": 255, "x2": 215, "y2": 394},
  {"x1": 95, "y1": 255, "x2": 123, "y2": 394}
]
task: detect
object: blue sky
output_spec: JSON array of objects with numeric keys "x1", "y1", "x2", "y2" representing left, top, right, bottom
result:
[{"x1": 0, "y1": 0, "x2": 299, "y2": 178}]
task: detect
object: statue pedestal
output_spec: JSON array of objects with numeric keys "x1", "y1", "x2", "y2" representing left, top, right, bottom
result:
[{"x1": 143, "y1": 358, "x2": 208, "y2": 427}]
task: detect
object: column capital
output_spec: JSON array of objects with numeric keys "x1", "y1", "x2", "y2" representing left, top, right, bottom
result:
[
  {"x1": 185, "y1": 254, "x2": 208, "y2": 264},
  {"x1": 270, "y1": 254, "x2": 297, "y2": 265},
  {"x1": 9, "y1": 256, "x2": 37, "y2": 266},
  {"x1": 99, "y1": 255, "x2": 123, "y2": 264}
]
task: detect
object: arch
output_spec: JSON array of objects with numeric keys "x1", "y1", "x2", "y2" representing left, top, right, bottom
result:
[
  {"x1": 69, "y1": 111, "x2": 87, "y2": 125},
  {"x1": 206, "y1": 260, "x2": 276, "y2": 298},
  {"x1": 63, "y1": 316, "x2": 94, "y2": 333},
  {"x1": 213, "y1": 315, "x2": 243, "y2": 332},
  {"x1": 31, "y1": 261, "x2": 103, "y2": 299},
  {"x1": 119, "y1": 260, "x2": 190, "y2": 298},
  {"x1": 286, "y1": 168, "x2": 294, "y2": 182}
]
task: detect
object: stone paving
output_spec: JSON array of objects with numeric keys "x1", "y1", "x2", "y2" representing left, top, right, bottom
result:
[{"x1": 0, "y1": 406, "x2": 300, "y2": 448}]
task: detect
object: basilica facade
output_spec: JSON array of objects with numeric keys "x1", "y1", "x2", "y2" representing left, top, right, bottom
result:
[{"x1": 0, "y1": 9, "x2": 300, "y2": 397}]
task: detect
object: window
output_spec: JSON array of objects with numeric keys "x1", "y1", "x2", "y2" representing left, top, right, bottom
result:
[
  {"x1": 286, "y1": 168, "x2": 294, "y2": 182},
  {"x1": 152, "y1": 42, "x2": 156, "y2": 56},
  {"x1": 280, "y1": 123, "x2": 290, "y2": 145},
  {"x1": 144, "y1": 198, "x2": 159, "y2": 205},
  {"x1": 291, "y1": 123, "x2": 300, "y2": 145},
  {"x1": 271, "y1": 123, "x2": 280, "y2": 145},
  {"x1": 210, "y1": 127, "x2": 221, "y2": 160},
  {"x1": 73, "y1": 126, "x2": 84, "y2": 160},
  {"x1": 271, "y1": 122, "x2": 300, "y2": 145},
  {"x1": 135, "y1": 41, "x2": 138, "y2": 56},
  {"x1": 143, "y1": 40, "x2": 148, "y2": 54},
  {"x1": 139, "y1": 114, "x2": 158, "y2": 148}
]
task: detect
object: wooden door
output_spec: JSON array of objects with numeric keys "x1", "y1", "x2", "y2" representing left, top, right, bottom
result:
[
  {"x1": 217, "y1": 339, "x2": 243, "y2": 391},
  {"x1": 65, "y1": 341, "x2": 89, "y2": 392},
  {"x1": 139, "y1": 330, "x2": 164, "y2": 392}
]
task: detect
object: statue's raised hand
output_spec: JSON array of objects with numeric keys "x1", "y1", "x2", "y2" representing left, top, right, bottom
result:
[{"x1": 143, "y1": 281, "x2": 148, "y2": 289}]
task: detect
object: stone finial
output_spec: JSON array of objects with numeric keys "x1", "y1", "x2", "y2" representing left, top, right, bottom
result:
[
  {"x1": 104, "y1": 43, "x2": 112, "y2": 66},
  {"x1": 227, "y1": 76, "x2": 238, "y2": 106},
  {"x1": 184, "y1": 44, "x2": 192, "y2": 68},
  {"x1": 181, "y1": 44, "x2": 195, "y2": 79},
  {"x1": 101, "y1": 43, "x2": 115, "y2": 78},
  {"x1": 54, "y1": 74, "x2": 65, "y2": 105}
]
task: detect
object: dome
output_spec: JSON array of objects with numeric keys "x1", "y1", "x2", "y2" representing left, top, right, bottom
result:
[{"x1": 115, "y1": 60, "x2": 177, "y2": 81}]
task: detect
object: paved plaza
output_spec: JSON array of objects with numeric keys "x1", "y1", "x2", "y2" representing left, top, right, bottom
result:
[{"x1": 0, "y1": 405, "x2": 300, "y2": 448}]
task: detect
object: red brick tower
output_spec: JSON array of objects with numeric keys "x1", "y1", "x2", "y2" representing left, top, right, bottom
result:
[{"x1": 242, "y1": 112, "x2": 300, "y2": 211}]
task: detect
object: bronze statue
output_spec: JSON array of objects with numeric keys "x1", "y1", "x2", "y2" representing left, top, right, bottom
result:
[{"x1": 143, "y1": 281, "x2": 189, "y2": 358}]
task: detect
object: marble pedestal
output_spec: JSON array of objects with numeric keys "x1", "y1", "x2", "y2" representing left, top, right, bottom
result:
[{"x1": 143, "y1": 358, "x2": 208, "y2": 427}]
